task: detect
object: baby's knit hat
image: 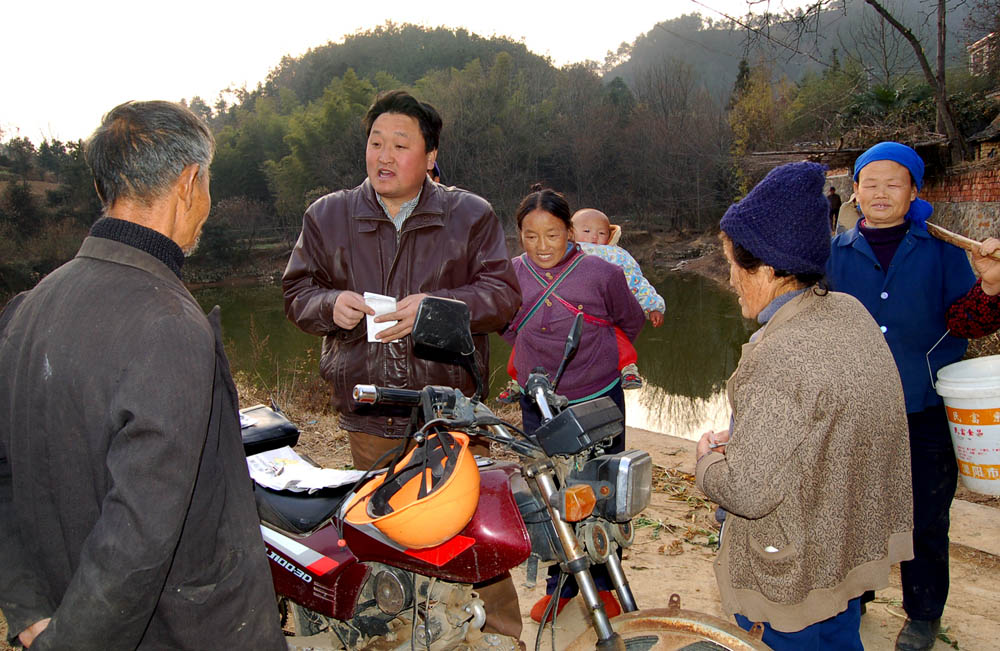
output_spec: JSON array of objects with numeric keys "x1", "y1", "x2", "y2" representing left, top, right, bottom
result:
[{"x1": 720, "y1": 161, "x2": 831, "y2": 275}]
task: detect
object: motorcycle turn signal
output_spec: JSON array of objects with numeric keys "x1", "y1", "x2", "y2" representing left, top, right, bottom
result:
[{"x1": 560, "y1": 484, "x2": 597, "y2": 522}]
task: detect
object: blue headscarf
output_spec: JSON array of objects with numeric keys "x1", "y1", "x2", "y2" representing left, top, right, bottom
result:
[{"x1": 853, "y1": 141, "x2": 933, "y2": 230}]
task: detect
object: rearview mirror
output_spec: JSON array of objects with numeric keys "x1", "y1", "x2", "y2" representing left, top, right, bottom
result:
[{"x1": 412, "y1": 297, "x2": 475, "y2": 356}]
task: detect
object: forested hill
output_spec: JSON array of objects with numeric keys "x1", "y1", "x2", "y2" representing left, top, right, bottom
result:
[
  {"x1": 609, "y1": 0, "x2": 976, "y2": 101},
  {"x1": 201, "y1": 21, "x2": 737, "y2": 240},
  {"x1": 261, "y1": 23, "x2": 556, "y2": 106},
  {"x1": 200, "y1": 3, "x2": 986, "y2": 237}
]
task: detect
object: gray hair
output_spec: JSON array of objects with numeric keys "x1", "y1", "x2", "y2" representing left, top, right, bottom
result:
[{"x1": 85, "y1": 100, "x2": 215, "y2": 209}]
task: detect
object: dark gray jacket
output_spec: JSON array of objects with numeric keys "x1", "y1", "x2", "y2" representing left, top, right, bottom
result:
[{"x1": 0, "y1": 237, "x2": 285, "y2": 650}]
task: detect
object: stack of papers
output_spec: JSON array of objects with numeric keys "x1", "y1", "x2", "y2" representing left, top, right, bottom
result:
[
  {"x1": 364, "y1": 291, "x2": 398, "y2": 342},
  {"x1": 247, "y1": 446, "x2": 367, "y2": 493}
]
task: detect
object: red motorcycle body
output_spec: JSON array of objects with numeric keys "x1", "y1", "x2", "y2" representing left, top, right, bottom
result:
[{"x1": 261, "y1": 462, "x2": 531, "y2": 620}]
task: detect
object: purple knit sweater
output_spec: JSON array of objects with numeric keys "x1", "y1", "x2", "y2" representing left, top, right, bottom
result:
[{"x1": 503, "y1": 245, "x2": 645, "y2": 401}]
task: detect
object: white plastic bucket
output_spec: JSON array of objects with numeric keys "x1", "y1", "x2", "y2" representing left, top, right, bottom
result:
[{"x1": 935, "y1": 355, "x2": 1000, "y2": 495}]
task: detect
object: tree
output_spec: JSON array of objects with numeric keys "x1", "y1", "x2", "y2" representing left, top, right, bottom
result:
[
  {"x1": 728, "y1": 59, "x2": 752, "y2": 109},
  {"x1": 211, "y1": 197, "x2": 274, "y2": 256},
  {"x1": 188, "y1": 96, "x2": 214, "y2": 123},
  {"x1": 841, "y1": 3, "x2": 915, "y2": 86},
  {"x1": 728, "y1": 61, "x2": 795, "y2": 155},
  {"x1": 0, "y1": 181, "x2": 41, "y2": 237},
  {"x1": 6, "y1": 137, "x2": 36, "y2": 179},
  {"x1": 769, "y1": 0, "x2": 969, "y2": 160},
  {"x1": 264, "y1": 69, "x2": 373, "y2": 229},
  {"x1": 785, "y1": 57, "x2": 867, "y2": 142},
  {"x1": 864, "y1": 0, "x2": 965, "y2": 158},
  {"x1": 37, "y1": 139, "x2": 70, "y2": 180}
]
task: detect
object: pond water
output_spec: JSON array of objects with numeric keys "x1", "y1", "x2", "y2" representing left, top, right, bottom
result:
[{"x1": 193, "y1": 273, "x2": 753, "y2": 442}]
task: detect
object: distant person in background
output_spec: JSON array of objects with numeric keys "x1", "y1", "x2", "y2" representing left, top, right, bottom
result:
[
  {"x1": 827, "y1": 186, "x2": 842, "y2": 232},
  {"x1": 836, "y1": 192, "x2": 859, "y2": 233},
  {"x1": 698, "y1": 161, "x2": 913, "y2": 651},
  {"x1": 0, "y1": 100, "x2": 285, "y2": 650},
  {"x1": 827, "y1": 141, "x2": 985, "y2": 651}
]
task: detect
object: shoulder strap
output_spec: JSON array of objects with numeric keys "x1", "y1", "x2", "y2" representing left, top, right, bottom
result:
[
  {"x1": 549, "y1": 293, "x2": 613, "y2": 327},
  {"x1": 524, "y1": 254, "x2": 613, "y2": 328},
  {"x1": 510, "y1": 252, "x2": 586, "y2": 333}
]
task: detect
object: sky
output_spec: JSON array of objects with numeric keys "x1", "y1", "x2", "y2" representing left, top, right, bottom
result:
[{"x1": 1, "y1": 0, "x2": 782, "y2": 144}]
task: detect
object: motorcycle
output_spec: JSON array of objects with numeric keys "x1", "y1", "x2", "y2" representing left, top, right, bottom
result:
[{"x1": 242, "y1": 296, "x2": 769, "y2": 650}]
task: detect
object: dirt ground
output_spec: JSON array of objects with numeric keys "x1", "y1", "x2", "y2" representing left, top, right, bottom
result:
[{"x1": 3, "y1": 398, "x2": 999, "y2": 651}]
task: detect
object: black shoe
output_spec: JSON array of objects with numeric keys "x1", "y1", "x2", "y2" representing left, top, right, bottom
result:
[{"x1": 895, "y1": 618, "x2": 941, "y2": 651}]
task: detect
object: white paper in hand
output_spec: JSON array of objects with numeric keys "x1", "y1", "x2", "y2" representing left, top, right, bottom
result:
[{"x1": 364, "y1": 292, "x2": 397, "y2": 343}]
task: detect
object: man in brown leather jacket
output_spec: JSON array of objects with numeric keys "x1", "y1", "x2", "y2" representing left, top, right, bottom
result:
[{"x1": 282, "y1": 89, "x2": 522, "y2": 643}]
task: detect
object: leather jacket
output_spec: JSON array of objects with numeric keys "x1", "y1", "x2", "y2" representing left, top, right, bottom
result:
[{"x1": 282, "y1": 177, "x2": 520, "y2": 436}]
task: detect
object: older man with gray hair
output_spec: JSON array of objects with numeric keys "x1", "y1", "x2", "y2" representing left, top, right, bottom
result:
[{"x1": 0, "y1": 100, "x2": 285, "y2": 650}]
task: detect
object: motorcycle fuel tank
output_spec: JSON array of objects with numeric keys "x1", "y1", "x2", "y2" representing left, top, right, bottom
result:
[{"x1": 343, "y1": 462, "x2": 531, "y2": 583}]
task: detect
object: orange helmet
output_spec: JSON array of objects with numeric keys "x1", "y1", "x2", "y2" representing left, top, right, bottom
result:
[{"x1": 344, "y1": 431, "x2": 480, "y2": 549}]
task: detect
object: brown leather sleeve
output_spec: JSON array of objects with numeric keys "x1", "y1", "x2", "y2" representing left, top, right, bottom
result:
[
  {"x1": 281, "y1": 208, "x2": 343, "y2": 336},
  {"x1": 429, "y1": 204, "x2": 521, "y2": 334}
]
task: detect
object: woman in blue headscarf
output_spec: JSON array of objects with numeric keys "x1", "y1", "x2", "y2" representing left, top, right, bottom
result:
[{"x1": 827, "y1": 142, "x2": 974, "y2": 651}]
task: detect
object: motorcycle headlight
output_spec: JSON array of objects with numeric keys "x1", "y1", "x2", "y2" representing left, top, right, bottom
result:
[{"x1": 569, "y1": 450, "x2": 652, "y2": 522}]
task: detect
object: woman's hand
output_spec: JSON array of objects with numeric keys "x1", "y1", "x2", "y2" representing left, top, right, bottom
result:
[
  {"x1": 973, "y1": 238, "x2": 1000, "y2": 296},
  {"x1": 697, "y1": 428, "x2": 730, "y2": 460}
]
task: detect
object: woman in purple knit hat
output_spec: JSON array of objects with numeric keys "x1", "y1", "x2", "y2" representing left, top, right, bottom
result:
[
  {"x1": 502, "y1": 184, "x2": 645, "y2": 624},
  {"x1": 696, "y1": 161, "x2": 914, "y2": 650}
]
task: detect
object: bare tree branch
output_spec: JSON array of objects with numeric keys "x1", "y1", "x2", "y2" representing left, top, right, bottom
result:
[
  {"x1": 862, "y1": 0, "x2": 966, "y2": 158},
  {"x1": 688, "y1": 0, "x2": 836, "y2": 67}
]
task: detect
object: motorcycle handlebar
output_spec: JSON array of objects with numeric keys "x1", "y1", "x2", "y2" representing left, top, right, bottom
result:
[
  {"x1": 352, "y1": 384, "x2": 422, "y2": 406},
  {"x1": 524, "y1": 370, "x2": 560, "y2": 420}
]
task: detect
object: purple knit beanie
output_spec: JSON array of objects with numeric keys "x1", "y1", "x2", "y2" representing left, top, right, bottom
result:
[{"x1": 720, "y1": 161, "x2": 831, "y2": 275}]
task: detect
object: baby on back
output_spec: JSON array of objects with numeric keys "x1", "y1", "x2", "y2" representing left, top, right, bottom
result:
[{"x1": 572, "y1": 208, "x2": 665, "y2": 388}]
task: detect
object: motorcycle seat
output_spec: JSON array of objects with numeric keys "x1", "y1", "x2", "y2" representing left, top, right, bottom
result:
[{"x1": 254, "y1": 483, "x2": 354, "y2": 535}]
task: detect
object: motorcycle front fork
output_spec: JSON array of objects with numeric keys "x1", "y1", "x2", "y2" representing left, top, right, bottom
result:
[{"x1": 530, "y1": 468, "x2": 636, "y2": 649}]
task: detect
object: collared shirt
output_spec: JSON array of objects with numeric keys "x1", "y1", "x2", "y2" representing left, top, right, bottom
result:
[
  {"x1": 377, "y1": 190, "x2": 422, "y2": 231},
  {"x1": 755, "y1": 288, "x2": 806, "y2": 331}
]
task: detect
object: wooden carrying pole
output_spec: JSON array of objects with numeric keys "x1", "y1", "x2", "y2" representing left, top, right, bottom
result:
[{"x1": 926, "y1": 222, "x2": 1000, "y2": 262}]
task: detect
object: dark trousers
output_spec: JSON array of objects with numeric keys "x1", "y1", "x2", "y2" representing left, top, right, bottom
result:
[
  {"x1": 519, "y1": 382, "x2": 625, "y2": 597},
  {"x1": 735, "y1": 598, "x2": 862, "y2": 651},
  {"x1": 900, "y1": 405, "x2": 957, "y2": 621}
]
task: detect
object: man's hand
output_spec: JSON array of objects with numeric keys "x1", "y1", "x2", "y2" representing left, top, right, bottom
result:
[
  {"x1": 333, "y1": 291, "x2": 375, "y2": 330},
  {"x1": 649, "y1": 310, "x2": 664, "y2": 328},
  {"x1": 973, "y1": 238, "x2": 1000, "y2": 296},
  {"x1": 696, "y1": 429, "x2": 730, "y2": 460},
  {"x1": 375, "y1": 293, "x2": 429, "y2": 343},
  {"x1": 19, "y1": 618, "x2": 51, "y2": 648}
]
